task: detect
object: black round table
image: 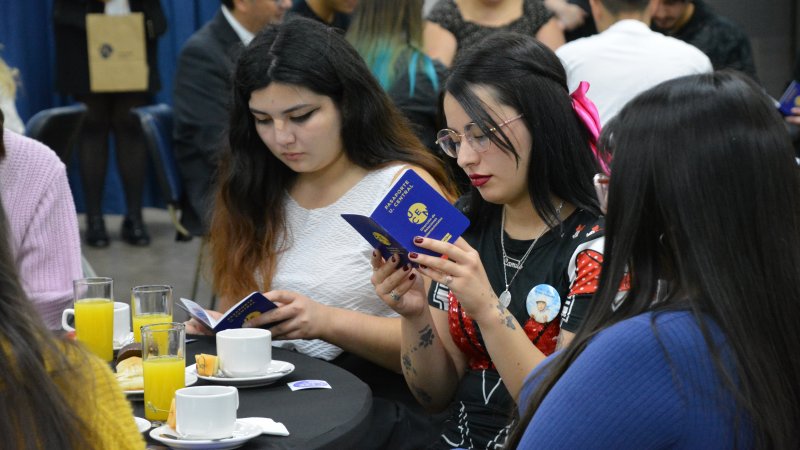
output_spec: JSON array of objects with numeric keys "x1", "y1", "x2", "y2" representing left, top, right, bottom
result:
[{"x1": 134, "y1": 335, "x2": 373, "y2": 449}]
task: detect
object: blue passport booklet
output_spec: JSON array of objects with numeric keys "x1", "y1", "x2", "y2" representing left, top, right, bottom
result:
[
  {"x1": 342, "y1": 169, "x2": 470, "y2": 266},
  {"x1": 778, "y1": 80, "x2": 800, "y2": 116},
  {"x1": 178, "y1": 291, "x2": 278, "y2": 333}
]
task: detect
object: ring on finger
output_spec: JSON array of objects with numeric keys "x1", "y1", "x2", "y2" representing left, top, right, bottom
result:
[
  {"x1": 389, "y1": 290, "x2": 401, "y2": 301},
  {"x1": 443, "y1": 274, "x2": 453, "y2": 287}
]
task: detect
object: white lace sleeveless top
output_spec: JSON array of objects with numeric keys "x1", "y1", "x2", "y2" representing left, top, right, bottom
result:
[{"x1": 270, "y1": 165, "x2": 403, "y2": 360}]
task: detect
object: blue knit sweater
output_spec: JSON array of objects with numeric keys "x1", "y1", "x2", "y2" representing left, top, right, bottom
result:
[{"x1": 516, "y1": 311, "x2": 751, "y2": 449}]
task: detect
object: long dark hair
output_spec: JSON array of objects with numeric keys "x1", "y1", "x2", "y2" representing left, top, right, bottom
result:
[
  {"x1": 509, "y1": 71, "x2": 800, "y2": 448},
  {"x1": 0, "y1": 119, "x2": 94, "y2": 449},
  {"x1": 444, "y1": 32, "x2": 601, "y2": 227},
  {"x1": 210, "y1": 17, "x2": 456, "y2": 301}
]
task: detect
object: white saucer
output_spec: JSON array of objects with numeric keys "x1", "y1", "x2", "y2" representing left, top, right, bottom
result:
[
  {"x1": 150, "y1": 421, "x2": 262, "y2": 450},
  {"x1": 186, "y1": 360, "x2": 295, "y2": 388},
  {"x1": 113, "y1": 332, "x2": 135, "y2": 351},
  {"x1": 124, "y1": 371, "x2": 198, "y2": 397},
  {"x1": 134, "y1": 416, "x2": 151, "y2": 433}
]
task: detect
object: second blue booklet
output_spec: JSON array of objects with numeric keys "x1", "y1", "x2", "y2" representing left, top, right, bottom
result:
[{"x1": 342, "y1": 169, "x2": 470, "y2": 266}]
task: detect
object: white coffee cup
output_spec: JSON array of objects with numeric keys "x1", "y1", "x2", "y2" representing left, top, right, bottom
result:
[
  {"x1": 62, "y1": 301, "x2": 131, "y2": 345},
  {"x1": 216, "y1": 328, "x2": 271, "y2": 378},
  {"x1": 175, "y1": 385, "x2": 239, "y2": 439}
]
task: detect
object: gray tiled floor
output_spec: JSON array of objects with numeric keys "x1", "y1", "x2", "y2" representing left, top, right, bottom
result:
[{"x1": 79, "y1": 209, "x2": 215, "y2": 318}]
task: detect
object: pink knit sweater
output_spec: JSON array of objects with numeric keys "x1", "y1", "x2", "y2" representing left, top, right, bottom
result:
[{"x1": 1, "y1": 131, "x2": 82, "y2": 329}]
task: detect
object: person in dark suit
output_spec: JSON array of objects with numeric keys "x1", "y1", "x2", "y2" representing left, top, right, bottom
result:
[
  {"x1": 172, "y1": 0, "x2": 290, "y2": 236},
  {"x1": 52, "y1": 0, "x2": 166, "y2": 247}
]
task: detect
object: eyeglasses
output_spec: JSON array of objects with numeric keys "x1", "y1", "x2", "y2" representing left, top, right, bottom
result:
[
  {"x1": 435, "y1": 114, "x2": 523, "y2": 158},
  {"x1": 593, "y1": 173, "x2": 609, "y2": 214}
]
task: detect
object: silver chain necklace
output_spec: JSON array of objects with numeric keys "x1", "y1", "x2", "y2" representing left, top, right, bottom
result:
[{"x1": 499, "y1": 202, "x2": 563, "y2": 308}]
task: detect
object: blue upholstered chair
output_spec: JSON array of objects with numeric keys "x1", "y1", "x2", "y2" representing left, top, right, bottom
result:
[
  {"x1": 131, "y1": 104, "x2": 188, "y2": 238},
  {"x1": 132, "y1": 104, "x2": 207, "y2": 301},
  {"x1": 25, "y1": 103, "x2": 87, "y2": 164}
]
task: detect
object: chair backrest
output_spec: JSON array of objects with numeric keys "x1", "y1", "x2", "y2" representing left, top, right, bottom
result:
[
  {"x1": 24, "y1": 103, "x2": 88, "y2": 164},
  {"x1": 131, "y1": 104, "x2": 182, "y2": 205}
]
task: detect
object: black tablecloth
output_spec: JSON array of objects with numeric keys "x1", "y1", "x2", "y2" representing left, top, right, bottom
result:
[{"x1": 134, "y1": 335, "x2": 373, "y2": 449}]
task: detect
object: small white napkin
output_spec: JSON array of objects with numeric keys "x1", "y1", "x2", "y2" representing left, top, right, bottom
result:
[{"x1": 239, "y1": 417, "x2": 290, "y2": 436}]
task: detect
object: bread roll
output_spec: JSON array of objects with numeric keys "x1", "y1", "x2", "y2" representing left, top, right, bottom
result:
[{"x1": 115, "y1": 356, "x2": 144, "y2": 391}]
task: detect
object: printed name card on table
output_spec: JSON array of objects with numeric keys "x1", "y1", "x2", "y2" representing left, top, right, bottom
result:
[{"x1": 342, "y1": 169, "x2": 470, "y2": 266}]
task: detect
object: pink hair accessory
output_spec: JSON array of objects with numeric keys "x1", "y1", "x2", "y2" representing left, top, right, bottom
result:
[{"x1": 570, "y1": 81, "x2": 609, "y2": 174}]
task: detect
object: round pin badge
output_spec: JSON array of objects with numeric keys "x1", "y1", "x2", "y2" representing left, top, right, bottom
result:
[{"x1": 526, "y1": 284, "x2": 561, "y2": 324}]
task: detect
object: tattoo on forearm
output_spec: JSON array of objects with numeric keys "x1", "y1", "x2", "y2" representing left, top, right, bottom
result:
[
  {"x1": 410, "y1": 383, "x2": 433, "y2": 405},
  {"x1": 418, "y1": 325, "x2": 434, "y2": 349},
  {"x1": 402, "y1": 353, "x2": 416, "y2": 376},
  {"x1": 504, "y1": 314, "x2": 517, "y2": 330},
  {"x1": 495, "y1": 302, "x2": 517, "y2": 330}
]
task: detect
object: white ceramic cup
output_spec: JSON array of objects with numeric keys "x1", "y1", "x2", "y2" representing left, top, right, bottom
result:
[
  {"x1": 175, "y1": 385, "x2": 239, "y2": 439},
  {"x1": 216, "y1": 328, "x2": 272, "y2": 378},
  {"x1": 62, "y1": 301, "x2": 131, "y2": 345}
]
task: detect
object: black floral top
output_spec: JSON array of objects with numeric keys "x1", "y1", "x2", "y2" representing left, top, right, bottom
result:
[{"x1": 426, "y1": 0, "x2": 553, "y2": 65}]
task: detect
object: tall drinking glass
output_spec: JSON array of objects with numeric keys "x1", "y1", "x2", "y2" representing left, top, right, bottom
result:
[
  {"x1": 142, "y1": 322, "x2": 186, "y2": 421},
  {"x1": 73, "y1": 277, "x2": 114, "y2": 362},
  {"x1": 131, "y1": 285, "x2": 173, "y2": 343}
]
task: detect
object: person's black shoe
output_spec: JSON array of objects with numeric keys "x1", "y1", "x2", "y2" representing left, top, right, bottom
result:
[
  {"x1": 121, "y1": 216, "x2": 151, "y2": 246},
  {"x1": 86, "y1": 215, "x2": 110, "y2": 248}
]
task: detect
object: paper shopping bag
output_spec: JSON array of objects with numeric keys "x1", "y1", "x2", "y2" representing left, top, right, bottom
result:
[{"x1": 86, "y1": 13, "x2": 148, "y2": 92}]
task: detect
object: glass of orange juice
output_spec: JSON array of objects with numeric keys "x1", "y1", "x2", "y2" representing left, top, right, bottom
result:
[
  {"x1": 73, "y1": 277, "x2": 114, "y2": 362},
  {"x1": 142, "y1": 322, "x2": 185, "y2": 421},
  {"x1": 131, "y1": 285, "x2": 173, "y2": 343}
]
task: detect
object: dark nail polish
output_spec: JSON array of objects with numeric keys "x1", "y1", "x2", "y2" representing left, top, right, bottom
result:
[
  {"x1": 403, "y1": 265, "x2": 410, "y2": 272},
  {"x1": 409, "y1": 252, "x2": 419, "y2": 259},
  {"x1": 372, "y1": 250, "x2": 377, "y2": 257},
  {"x1": 414, "y1": 236, "x2": 424, "y2": 244},
  {"x1": 409, "y1": 273, "x2": 416, "y2": 281},
  {"x1": 420, "y1": 264, "x2": 428, "y2": 269},
  {"x1": 391, "y1": 255, "x2": 397, "y2": 262}
]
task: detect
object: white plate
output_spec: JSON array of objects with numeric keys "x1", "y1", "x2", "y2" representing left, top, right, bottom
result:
[
  {"x1": 186, "y1": 360, "x2": 295, "y2": 388},
  {"x1": 124, "y1": 371, "x2": 198, "y2": 397},
  {"x1": 134, "y1": 416, "x2": 151, "y2": 433},
  {"x1": 149, "y1": 420, "x2": 262, "y2": 450}
]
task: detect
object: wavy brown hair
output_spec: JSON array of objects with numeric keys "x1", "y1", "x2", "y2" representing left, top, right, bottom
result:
[{"x1": 209, "y1": 18, "x2": 456, "y2": 306}]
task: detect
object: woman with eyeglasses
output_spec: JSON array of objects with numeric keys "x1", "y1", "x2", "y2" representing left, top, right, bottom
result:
[
  {"x1": 371, "y1": 32, "x2": 609, "y2": 448},
  {"x1": 507, "y1": 71, "x2": 800, "y2": 448},
  {"x1": 201, "y1": 17, "x2": 458, "y2": 448}
]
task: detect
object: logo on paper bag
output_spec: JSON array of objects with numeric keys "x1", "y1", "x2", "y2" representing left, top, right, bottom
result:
[
  {"x1": 100, "y1": 44, "x2": 114, "y2": 59},
  {"x1": 407, "y1": 202, "x2": 429, "y2": 225}
]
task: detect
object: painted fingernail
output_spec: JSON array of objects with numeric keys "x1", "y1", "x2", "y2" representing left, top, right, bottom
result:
[
  {"x1": 420, "y1": 264, "x2": 428, "y2": 269},
  {"x1": 391, "y1": 255, "x2": 397, "y2": 263},
  {"x1": 409, "y1": 273, "x2": 416, "y2": 281},
  {"x1": 403, "y1": 265, "x2": 410, "y2": 272},
  {"x1": 414, "y1": 236, "x2": 424, "y2": 244},
  {"x1": 372, "y1": 250, "x2": 377, "y2": 257},
  {"x1": 409, "y1": 252, "x2": 419, "y2": 259}
]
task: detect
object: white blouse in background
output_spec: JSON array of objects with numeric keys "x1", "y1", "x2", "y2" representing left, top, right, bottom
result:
[{"x1": 104, "y1": 0, "x2": 131, "y2": 16}]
